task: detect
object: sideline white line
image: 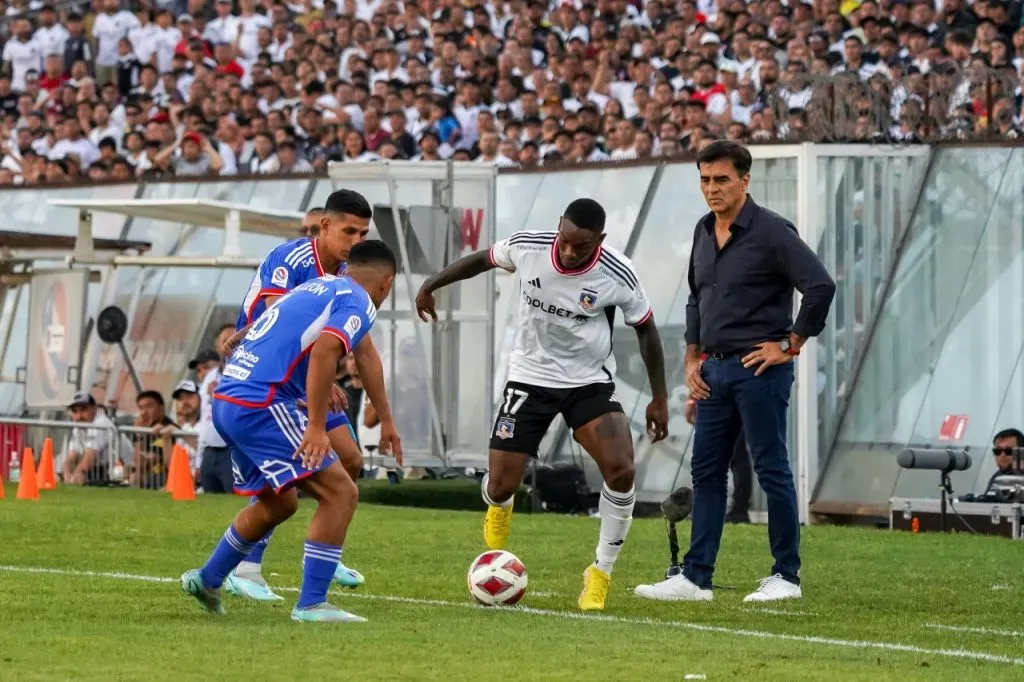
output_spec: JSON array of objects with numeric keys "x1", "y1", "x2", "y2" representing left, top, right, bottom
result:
[
  {"x1": 2, "y1": 564, "x2": 1023, "y2": 667},
  {"x1": 923, "y1": 624, "x2": 1024, "y2": 638},
  {"x1": 743, "y1": 607, "x2": 817, "y2": 617}
]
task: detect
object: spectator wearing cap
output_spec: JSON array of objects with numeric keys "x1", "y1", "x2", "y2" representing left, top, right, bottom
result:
[
  {"x1": 195, "y1": 328, "x2": 236, "y2": 494},
  {"x1": 131, "y1": 389, "x2": 178, "y2": 490},
  {"x1": 62, "y1": 13, "x2": 92, "y2": 77},
  {"x1": 62, "y1": 392, "x2": 133, "y2": 486},
  {"x1": 170, "y1": 379, "x2": 202, "y2": 478}
]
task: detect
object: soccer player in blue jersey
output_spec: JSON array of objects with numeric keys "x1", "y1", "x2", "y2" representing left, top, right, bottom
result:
[
  {"x1": 181, "y1": 240, "x2": 403, "y2": 623},
  {"x1": 222, "y1": 189, "x2": 391, "y2": 601}
]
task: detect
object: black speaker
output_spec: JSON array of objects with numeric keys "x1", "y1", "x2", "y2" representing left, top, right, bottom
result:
[{"x1": 96, "y1": 306, "x2": 129, "y2": 344}]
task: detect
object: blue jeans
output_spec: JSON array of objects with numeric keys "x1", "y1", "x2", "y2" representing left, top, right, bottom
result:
[{"x1": 683, "y1": 355, "x2": 800, "y2": 588}]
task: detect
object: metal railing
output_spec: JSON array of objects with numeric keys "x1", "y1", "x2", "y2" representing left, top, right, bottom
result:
[{"x1": 0, "y1": 415, "x2": 197, "y2": 490}]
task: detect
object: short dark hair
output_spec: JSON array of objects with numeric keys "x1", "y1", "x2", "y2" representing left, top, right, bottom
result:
[
  {"x1": 563, "y1": 198, "x2": 606, "y2": 233},
  {"x1": 306, "y1": 206, "x2": 324, "y2": 216},
  {"x1": 325, "y1": 189, "x2": 372, "y2": 219},
  {"x1": 993, "y1": 428, "x2": 1024, "y2": 446},
  {"x1": 347, "y1": 239, "x2": 397, "y2": 272},
  {"x1": 136, "y1": 390, "x2": 165, "y2": 406},
  {"x1": 695, "y1": 139, "x2": 752, "y2": 176}
]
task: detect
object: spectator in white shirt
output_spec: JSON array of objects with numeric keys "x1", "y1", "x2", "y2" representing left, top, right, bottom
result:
[
  {"x1": 203, "y1": 0, "x2": 240, "y2": 46},
  {"x1": 49, "y1": 118, "x2": 99, "y2": 167},
  {"x1": 92, "y1": 0, "x2": 141, "y2": 89},
  {"x1": 3, "y1": 19, "x2": 42, "y2": 92},
  {"x1": 62, "y1": 392, "x2": 132, "y2": 485},
  {"x1": 34, "y1": 5, "x2": 69, "y2": 57},
  {"x1": 236, "y1": 0, "x2": 272, "y2": 60},
  {"x1": 151, "y1": 10, "x2": 182, "y2": 75}
]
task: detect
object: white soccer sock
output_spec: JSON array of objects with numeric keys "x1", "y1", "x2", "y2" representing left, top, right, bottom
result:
[
  {"x1": 235, "y1": 560, "x2": 266, "y2": 584},
  {"x1": 481, "y1": 473, "x2": 513, "y2": 508},
  {"x1": 594, "y1": 483, "x2": 635, "y2": 574}
]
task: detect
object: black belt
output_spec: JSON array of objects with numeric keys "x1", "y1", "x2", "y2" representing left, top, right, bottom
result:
[{"x1": 705, "y1": 347, "x2": 757, "y2": 361}]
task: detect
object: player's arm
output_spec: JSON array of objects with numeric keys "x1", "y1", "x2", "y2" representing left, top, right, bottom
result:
[
  {"x1": 624, "y1": 281, "x2": 669, "y2": 442},
  {"x1": 352, "y1": 336, "x2": 402, "y2": 463},
  {"x1": 415, "y1": 251, "x2": 494, "y2": 322},
  {"x1": 416, "y1": 233, "x2": 527, "y2": 321},
  {"x1": 300, "y1": 330, "x2": 347, "y2": 468}
]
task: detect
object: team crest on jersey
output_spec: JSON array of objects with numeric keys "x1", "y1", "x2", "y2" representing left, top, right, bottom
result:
[
  {"x1": 271, "y1": 266, "x2": 288, "y2": 287},
  {"x1": 495, "y1": 419, "x2": 515, "y2": 439},
  {"x1": 579, "y1": 288, "x2": 599, "y2": 310}
]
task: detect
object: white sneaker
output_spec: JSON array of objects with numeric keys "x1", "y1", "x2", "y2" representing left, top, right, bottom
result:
[
  {"x1": 743, "y1": 574, "x2": 802, "y2": 603},
  {"x1": 634, "y1": 574, "x2": 714, "y2": 602}
]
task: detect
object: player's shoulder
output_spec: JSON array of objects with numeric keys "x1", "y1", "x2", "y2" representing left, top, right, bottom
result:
[
  {"x1": 595, "y1": 244, "x2": 640, "y2": 291},
  {"x1": 507, "y1": 230, "x2": 557, "y2": 249},
  {"x1": 270, "y1": 237, "x2": 314, "y2": 267}
]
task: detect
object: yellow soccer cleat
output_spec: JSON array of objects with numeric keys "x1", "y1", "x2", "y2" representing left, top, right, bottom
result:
[
  {"x1": 483, "y1": 504, "x2": 514, "y2": 550},
  {"x1": 578, "y1": 565, "x2": 611, "y2": 611}
]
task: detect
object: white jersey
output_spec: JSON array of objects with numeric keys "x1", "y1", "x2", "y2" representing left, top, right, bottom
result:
[
  {"x1": 197, "y1": 367, "x2": 226, "y2": 449},
  {"x1": 489, "y1": 231, "x2": 652, "y2": 389}
]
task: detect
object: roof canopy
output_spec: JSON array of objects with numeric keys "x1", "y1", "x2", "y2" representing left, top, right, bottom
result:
[{"x1": 47, "y1": 198, "x2": 303, "y2": 237}]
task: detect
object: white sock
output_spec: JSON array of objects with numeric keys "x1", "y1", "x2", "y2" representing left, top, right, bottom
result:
[
  {"x1": 235, "y1": 560, "x2": 265, "y2": 584},
  {"x1": 481, "y1": 473, "x2": 513, "y2": 508},
  {"x1": 594, "y1": 483, "x2": 635, "y2": 574}
]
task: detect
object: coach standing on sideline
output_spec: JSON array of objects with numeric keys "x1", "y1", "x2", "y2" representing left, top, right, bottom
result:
[{"x1": 635, "y1": 140, "x2": 835, "y2": 604}]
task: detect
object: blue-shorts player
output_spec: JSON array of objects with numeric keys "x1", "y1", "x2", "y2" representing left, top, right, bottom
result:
[
  {"x1": 181, "y1": 240, "x2": 403, "y2": 623},
  {"x1": 223, "y1": 189, "x2": 390, "y2": 601}
]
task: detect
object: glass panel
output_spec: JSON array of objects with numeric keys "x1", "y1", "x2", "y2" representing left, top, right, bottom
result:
[
  {"x1": 0, "y1": 283, "x2": 28, "y2": 414},
  {"x1": 749, "y1": 158, "x2": 797, "y2": 219},
  {"x1": 893, "y1": 148, "x2": 1024, "y2": 498},
  {"x1": 495, "y1": 174, "x2": 544, "y2": 239},
  {"x1": 981, "y1": 346, "x2": 1024, "y2": 494},
  {"x1": 821, "y1": 148, "x2": 1015, "y2": 505},
  {"x1": 0, "y1": 184, "x2": 136, "y2": 238}
]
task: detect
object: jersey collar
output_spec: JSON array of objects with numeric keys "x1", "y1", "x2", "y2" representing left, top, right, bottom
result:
[
  {"x1": 311, "y1": 238, "x2": 346, "y2": 277},
  {"x1": 550, "y1": 237, "x2": 602, "y2": 276}
]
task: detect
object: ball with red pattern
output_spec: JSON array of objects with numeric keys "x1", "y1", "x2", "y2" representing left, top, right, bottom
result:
[{"x1": 467, "y1": 550, "x2": 529, "y2": 606}]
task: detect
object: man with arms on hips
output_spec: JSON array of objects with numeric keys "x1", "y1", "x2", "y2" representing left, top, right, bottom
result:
[
  {"x1": 416, "y1": 198, "x2": 669, "y2": 611},
  {"x1": 222, "y1": 188, "x2": 393, "y2": 601},
  {"x1": 634, "y1": 140, "x2": 835, "y2": 603}
]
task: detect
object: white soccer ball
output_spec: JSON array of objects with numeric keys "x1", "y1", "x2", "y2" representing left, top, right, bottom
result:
[{"x1": 467, "y1": 550, "x2": 528, "y2": 606}]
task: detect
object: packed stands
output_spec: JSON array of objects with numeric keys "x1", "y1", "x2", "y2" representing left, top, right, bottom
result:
[{"x1": 0, "y1": 0, "x2": 1020, "y2": 184}]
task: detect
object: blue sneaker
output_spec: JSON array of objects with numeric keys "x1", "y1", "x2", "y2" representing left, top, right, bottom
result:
[
  {"x1": 224, "y1": 572, "x2": 285, "y2": 601},
  {"x1": 180, "y1": 569, "x2": 225, "y2": 615},
  {"x1": 291, "y1": 603, "x2": 367, "y2": 623},
  {"x1": 333, "y1": 562, "x2": 365, "y2": 589}
]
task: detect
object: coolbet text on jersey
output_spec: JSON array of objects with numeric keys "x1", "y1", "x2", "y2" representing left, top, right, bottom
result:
[
  {"x1": 213, "y1": 276, "x2": 376, "y2": 495},
  {"x1": 235, "y1": 237, "x2": 347, "y2": 331},
  {"x1": 489, "y1": 230, "x2": 652, "y2": 388}
]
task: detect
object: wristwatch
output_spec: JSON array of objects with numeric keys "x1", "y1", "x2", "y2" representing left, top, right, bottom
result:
[{"x1": 779, "y1": 338, "x2": 800, "y2": 356}]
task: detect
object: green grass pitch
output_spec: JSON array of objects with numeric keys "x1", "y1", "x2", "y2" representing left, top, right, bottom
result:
[{"x1": 1, "y1": 485, "x2": 1022, "y2": 681}]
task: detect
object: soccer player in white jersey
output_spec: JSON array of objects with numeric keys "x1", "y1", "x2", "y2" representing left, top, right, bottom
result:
[{"x1": 415, "y1": 198, "x2": 669, "y2": 611}]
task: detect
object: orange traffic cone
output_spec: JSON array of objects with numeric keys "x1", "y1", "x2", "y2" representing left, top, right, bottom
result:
[
  {"x1": 165, "y1": 445, "x2": 178, "y2": 492},
  {"x1": 36, "y1": 438, "x2": 56, "y2": 490},
  {"x1": 169, "y1": 446, "x2": 195, "y2": 501},
  {"x1": 16, "y1": 448, "x2": 39, "y2": 501}
]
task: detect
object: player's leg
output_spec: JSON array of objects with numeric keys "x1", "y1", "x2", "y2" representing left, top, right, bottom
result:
[
  {"x1": 563, "y1": 385, "x2": 634, "y2": 610},
  {"x1": 324, "y1": 417, "x2": 365, "y2": 588},
  {"x1": 291, "y1": 459, "x2": 364, "y2": 622},
  {"x1": 186, "y1": 401, "x2": 301, "y2": 608},
  {"x1": 483, "y1": 382, "x2": 558, "y2": 549},
  {"x1": 183, "y1": 486, "x2": 298, "y2": 614}
]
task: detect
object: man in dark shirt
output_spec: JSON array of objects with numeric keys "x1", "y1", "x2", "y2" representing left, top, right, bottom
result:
[{"x1": 635, "y1": 140, "x2": 835, "y2": 604}]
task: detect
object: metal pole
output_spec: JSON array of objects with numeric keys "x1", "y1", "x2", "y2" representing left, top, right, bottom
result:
[
  {"x1": 383, "y1": 167, "x2": 448, "y2": 466},
  {"x1": 118, "y1": 340, "x2": 144, "y2": 395}
]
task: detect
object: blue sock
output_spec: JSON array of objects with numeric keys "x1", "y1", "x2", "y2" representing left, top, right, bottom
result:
[
  {"x1": 200, "y1": 525, "x2": 258, "y2": 589},
  {"x1": 242, "y1": 496, "x2": 272, "y2": 564},
  {"x1": 297, "y1": 541, "x2": 342, "y2": 608},
  {"x1": 244, "y1": 530, "x2": 273, "y2": 564}
]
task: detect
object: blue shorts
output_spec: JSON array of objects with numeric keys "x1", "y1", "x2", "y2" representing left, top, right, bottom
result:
[{"x1": 213, "y1": 398, "x2": 351, "y2": 496}]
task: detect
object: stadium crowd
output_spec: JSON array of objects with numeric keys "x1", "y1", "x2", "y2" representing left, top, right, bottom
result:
[{"x1": 0, "y1": 0, "x2": 1019, "y2": 184}]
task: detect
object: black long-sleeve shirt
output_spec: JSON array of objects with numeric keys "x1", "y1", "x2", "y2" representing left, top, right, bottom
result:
[{"x1": 685, "y1": 195, "x2": 836, "y2": 353}]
